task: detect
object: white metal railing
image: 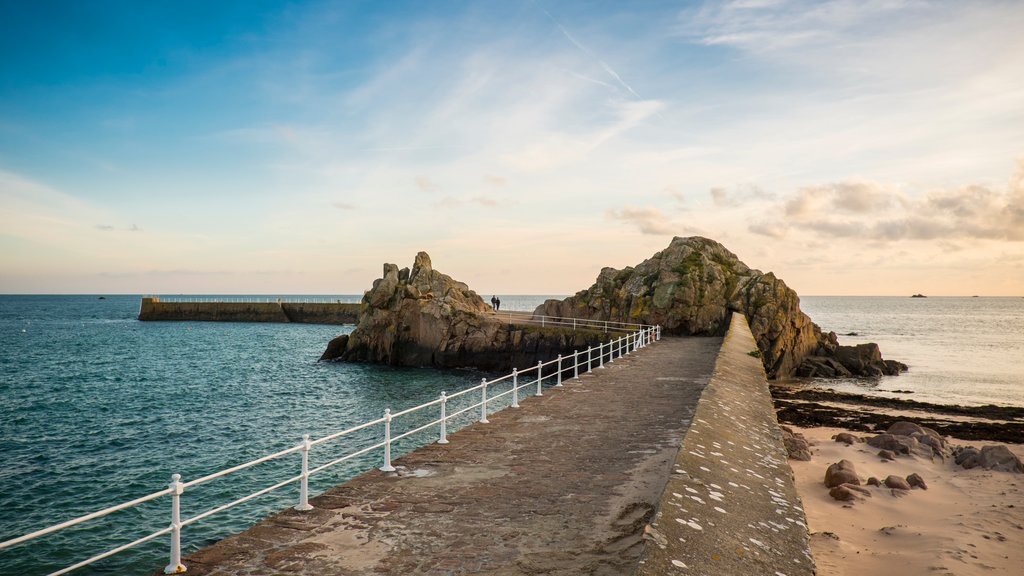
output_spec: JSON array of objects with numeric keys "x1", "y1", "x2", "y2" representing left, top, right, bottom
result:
[
  {"x1": 516, "y1": 313, "x2": 649, "y2": 333},
  {"x1": 0, "y1": 323, "x2": 662, "y2": 575}
]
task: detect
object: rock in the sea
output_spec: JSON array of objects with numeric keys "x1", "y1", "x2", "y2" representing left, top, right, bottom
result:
[
  {"x1": 877, "y1": 449, "x2": 896, "y2": 461},
  {"x1": 833, "y1": 432, "x2": 861, "y2": 445},
  {"x1": 954, "y1": 445, "x2": 1024, "y2": 473},
  {"x1": 825, "y1": 459, "x2": 860, "y2": 488},
  {"x1": 883, "y1": 475, "x2": 911, "y2": 490},
  {"x1": 906, "y1": 473, "x2": 928, "y2": 490},
  {"x1": 781, "y1": 426, "x2": 812, "y2": 461},
  {"x1": 866, "y1": 477, "x2": 881, "y2": 487},
  {"x1": 533, "y1": 236, "x2": 904, "y2": 379},
  {"x1": 321, "y1": 252, "x2": 610, "y2": 370}
]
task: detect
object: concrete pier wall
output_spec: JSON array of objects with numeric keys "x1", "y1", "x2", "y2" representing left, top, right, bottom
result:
[
  {"x1": 138, "y1": 297, "x2": 360, "y2": 324},
  {"x1": 637, "y1": 313, "x2": 815, "y2": 575}
]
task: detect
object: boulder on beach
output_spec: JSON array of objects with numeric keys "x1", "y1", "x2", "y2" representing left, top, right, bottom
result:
[
  {"x1": 534, "y1": 236, "x2": 905, "y2": 379},
  {"x1": 825, "y1": 459, "x2": 860, "y2": 488},
  {"x1": 866, "y1": 422, "x2": 949, "y2": 460},
  {"x1": 953, "y1": 445, "x2": 1024, "y2": 473},
  {"x1": 781, "y1": 426, "x2": 812, "y2": 461},
  {"x1": 832, "y1": 432, "x2": 861, "y2": 445},
  {"x1": 906, "y1": 473, "x2": 928, "y2": 489},
  {"x1": 829, "y1": 483, "x2": 871, "y2": 501},
  {"x1": 883, "y1": 475, "x2": 911, "y2": 490}
]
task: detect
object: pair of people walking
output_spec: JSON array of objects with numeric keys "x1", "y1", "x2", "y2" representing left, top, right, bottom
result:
[{"x1": 490, "y1": 295, "x2": 501, "y2": 311}]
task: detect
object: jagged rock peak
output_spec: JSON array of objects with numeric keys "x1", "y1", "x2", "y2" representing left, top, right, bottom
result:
[
  {"x1": 535, "y1": 235, "x2": 905, "y2": 379},
  {"x1": 321, "y1": 251, "x2": 608, "y2": 369}
]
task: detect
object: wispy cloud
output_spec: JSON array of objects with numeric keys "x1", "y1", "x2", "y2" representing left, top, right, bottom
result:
[
  {"x1": 606, "y1": 206, "x2": 676, "y2": 235},
  {"x1": 414, "y1": 176, "x2": 437, "y2": 192}
]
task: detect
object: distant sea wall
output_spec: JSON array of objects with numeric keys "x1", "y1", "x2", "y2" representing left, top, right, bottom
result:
[{"x1": 138, "y1": 297, "x2": 360, "y2": 324}]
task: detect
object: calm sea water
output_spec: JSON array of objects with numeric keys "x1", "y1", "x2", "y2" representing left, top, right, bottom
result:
[
  {"x1": 1, "y1": 294, "x2": 1021, "y2": 575},
  {"x1": 796, "y1": 296, "x2": 1024, "y2": 407},
  {"x1": 0, "y1": 295, "x2": 559, "y2": 575}
]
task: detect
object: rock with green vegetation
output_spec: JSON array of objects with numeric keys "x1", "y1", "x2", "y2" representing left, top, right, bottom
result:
[
  {"x1": 321, "y1": 252, "x2": 608, "y2": 370},
  {"x1": 534, "y1": 236, "x2": 905, "y2": 379}
]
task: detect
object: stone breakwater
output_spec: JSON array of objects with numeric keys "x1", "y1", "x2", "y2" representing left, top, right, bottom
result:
[
  {"x1": 138, "y1": 297, "x2": 360, "y2": 324},
  {"x1": 638, "y1": 313, "x2": 815, "y2": 576}
]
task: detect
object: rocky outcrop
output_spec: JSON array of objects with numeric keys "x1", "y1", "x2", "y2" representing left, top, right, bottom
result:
[
  {"x1": 321, "y1": 252, "x2": 609, "y2": 370},
  {"x1": 533, "y1": 236, "x2": 904, "y2": 379},
  {"x1": 953, "y1": 445, "x2": 1024, "y2": 473}
]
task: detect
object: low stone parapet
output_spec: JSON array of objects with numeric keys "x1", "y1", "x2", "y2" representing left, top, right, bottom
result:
[{"x1": 638, "y1": 313, "x2": 815, "y2": 575}]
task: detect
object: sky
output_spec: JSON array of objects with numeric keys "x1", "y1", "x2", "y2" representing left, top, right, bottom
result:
[{"x1": 1, "y1": 0, "x2": 1022, "y2": 296}]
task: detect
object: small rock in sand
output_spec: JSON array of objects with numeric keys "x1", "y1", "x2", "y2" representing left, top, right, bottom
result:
[
  {"x1": 878, "y1": 449, "x2": 896, "y2": 461},
  {"x1": 829, "y1": 483, "x2": 872, "y2": 502},
  {"x1": 833, "y1": 432, "x2": 861, "y2": 445},
  {"x1": 884, "y1": 475, "x2": 911, "y2": 490},
  {"x1": 906, "y1": 473, "x2": 928, "y2": 490},
  {"x1": 867, "y1": 477, "x2": 881, "y2": 487}
]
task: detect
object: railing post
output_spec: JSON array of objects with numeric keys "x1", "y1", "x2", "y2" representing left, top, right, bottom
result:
[
  {"x1": 438, "y1": 391, "x2": 449, "y2": 444},
  {"x1": 573, "y1": 350, "x2": 579, "y2": 379},
  {"x1": 163, "y1": 474, "x2": 186, "y2": 574},
  {"x1": 657, "y1": 325, "x2": 661, "y2": 340},
  {"x1": 542, "y1": 316, "x2": 545, "y2": 327},
  {"x1": 480, "y1": 378, "x2": 490, "y2": 423},
  {"x1": 512, "y1": 368, "x2": 520, "y2": 408},
  {"x1": 536, "y1": 361, "x2": 543, "y2": 396},
  {"x1": 573, "y1": 318, "x2": 576, "y2": 330},
  {"x1": 604, "y1": 320, "x2": 608, "y2": 332},
  {"x1": 587, "y1": 346, "x2": 592, "y2": 373},
  {"x1": 380, "y1": 409, "x2": 396, "y2": 472},
  {"x1": 598, "y1": 342, "x2": 605, "y2": 368},
  {"x1": 295, "y1": 434, "x2": 313, "y2": 511},
  {"x1": 556, "y1": 354, "x2": 563, "y2": 387}
]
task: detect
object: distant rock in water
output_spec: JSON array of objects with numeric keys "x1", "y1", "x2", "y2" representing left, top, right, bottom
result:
[
  {"x1": 533, "y1": 236, "x2": 905, "y2": 378},
  {"x1": 321, "y1": 252, "x2": 609, "y2": 370},
  {"x1": 911, "y1": 293, "x2": 927, "y2": 298}
]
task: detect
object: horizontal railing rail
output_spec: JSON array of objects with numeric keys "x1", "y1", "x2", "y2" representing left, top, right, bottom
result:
[{"x1": 0, "y1": 321, "x2": 663, "y2": 575}]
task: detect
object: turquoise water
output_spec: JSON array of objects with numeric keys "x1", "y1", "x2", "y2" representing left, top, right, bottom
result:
[{"x1": 0, "y1": 295, "x2": 559, "y2": 575}]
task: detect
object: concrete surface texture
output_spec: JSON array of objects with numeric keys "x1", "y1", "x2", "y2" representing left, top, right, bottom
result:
[
  {"x1": 637, "y1": 314, "x2": 815, "y2": 576},
  {"x1": 172, "y1": 336, "x2": 721, "y2": 575}
]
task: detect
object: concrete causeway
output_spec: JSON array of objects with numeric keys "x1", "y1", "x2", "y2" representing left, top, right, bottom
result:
[
  {"x1": 175, "y1": 336, "x2": 721, "y2": 575},
  {"x1": 637, "y1": 314, "x2": 815, "y2": 576}
]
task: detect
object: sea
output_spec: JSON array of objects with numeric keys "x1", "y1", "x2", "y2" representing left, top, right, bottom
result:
[{"x1": 1, "y1": 294, "x2": 1022, "y2": 575}]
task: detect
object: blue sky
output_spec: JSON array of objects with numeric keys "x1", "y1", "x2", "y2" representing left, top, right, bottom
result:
[{"x1": 2, "y1": 0, "x2": 1023, "y2": 295}]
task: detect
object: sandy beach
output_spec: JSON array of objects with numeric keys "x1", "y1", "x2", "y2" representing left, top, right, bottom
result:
[{"x1": 787, "y1": 425, "x2": 1024, "y2": 575}]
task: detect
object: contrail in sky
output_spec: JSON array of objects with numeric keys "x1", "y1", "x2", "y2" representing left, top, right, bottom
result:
[{"x1": 533, "y1": 0, "x2": 645, "y2": 101}]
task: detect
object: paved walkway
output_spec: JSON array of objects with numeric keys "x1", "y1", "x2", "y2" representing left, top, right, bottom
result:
[{"x1": 178, "y1": 336, "x2": 721, "y2": 575}]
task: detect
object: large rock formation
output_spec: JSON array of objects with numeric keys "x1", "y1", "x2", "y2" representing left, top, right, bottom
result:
[
  {"x1": 534, "y1": 236, "x2": 905, "y2": 379},
  {"x1": 321, "y1": 252, "x2": 609, "y2": 370}
]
